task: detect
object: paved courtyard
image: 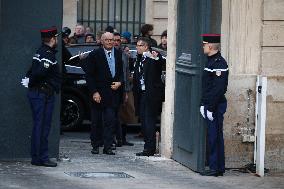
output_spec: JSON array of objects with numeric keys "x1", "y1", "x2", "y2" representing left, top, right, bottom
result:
[{"x1": 0, "y1": 132, "x2": 283, "y2": 189}]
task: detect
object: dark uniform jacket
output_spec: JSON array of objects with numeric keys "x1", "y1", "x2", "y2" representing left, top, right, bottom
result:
[
  {"x1": 83, "y1": 47, "x2": 124, "y2": 108},
  {"x1": 133, "y1": 53, "x2": 165, "y2": 116},
  {"x1": 201, "y1": 51, "x2": 229, "y2": 112},
  {"x1": 27, "y1": 44, "x2": 61, "y2": 93}
]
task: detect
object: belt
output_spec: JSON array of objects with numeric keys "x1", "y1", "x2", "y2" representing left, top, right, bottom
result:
[{"x1": 29, "y1": 84, "x2": 54, "y2": 96}]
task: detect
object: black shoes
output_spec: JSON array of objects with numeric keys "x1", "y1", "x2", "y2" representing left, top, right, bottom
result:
[
  {"x1": 116, "y1": 140, "x2": 134, "y2": 147},
  {"x1": 200, "y1": 170, "x2": 224, "y2": 177},
  {"x1": 111, "y1": 145, "x2": 116, "y2": 150},
  {"x1": 136, "y1": 150, "x2": 155, "y2": 157},
  {"x1": 103, "y1": 149, "x2": 115, "y2": 155},
  {"x1": 91, "y1": 147, "x2": 116, "y2": 155},
  {"x1": 42, "y1": 160, "x2": 57, "y2": 167},
  {"x1": 116, "y1": 141, "x2": 123, "y2": 147},
  {"x1": 91, "y1": 147, "x2": 99, "y2": 154},
  {"x1": 31, "y1": 161, "x2": 42, "y2": 166},
  {"x1": 123, "y1": 141, "x2": 134, "y2": 146},
  {"x1": 31, "y1": 160, "x2": 57, "y2": 167}
]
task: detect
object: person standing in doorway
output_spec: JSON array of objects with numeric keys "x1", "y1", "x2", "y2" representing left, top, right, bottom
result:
[
  {"x1": 83, "y1": 32, "x2": 123, "y2": 155},
  {"x1": 158, "y1": 30, "x2": 167, "y2": 51},
  {"x1": 133, "y1": 37, "x2": 164, "y2": 156},
  {"x1": 140, "y1": 24, "x2": 158, "y2": 47},
  {"x1": 199, "y1": 34, "x2": 229, "y2": 176},
  {"x1": 70, "y1": 24, "x2": 85, "y2": 44},
  {"x1": 25, "y1": 27, "x2": 61, "y2": 167},
  {"x1": 113, "y1": 32, "x2": 134, "y2": 147},
  {"x1": 85, "y1": 33, "x2": 95, "y2": 43}
]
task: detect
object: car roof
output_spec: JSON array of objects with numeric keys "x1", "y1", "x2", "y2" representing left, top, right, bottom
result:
[{"x1": 66, "y1": 43, "x2": 167, "y2": 59}]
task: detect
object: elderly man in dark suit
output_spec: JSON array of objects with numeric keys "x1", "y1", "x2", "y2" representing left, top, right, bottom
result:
[
  {"x1": 83, "y1": 32, "x2": 123, "y2": 155},
  {"x1": 133, "y1": 37, "x2": 165, "y2": 156}
]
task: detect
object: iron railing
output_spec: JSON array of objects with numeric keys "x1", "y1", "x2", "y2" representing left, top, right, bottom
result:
[{"x1": 77, "y1": 0, "x2": 145, "y2": 36}]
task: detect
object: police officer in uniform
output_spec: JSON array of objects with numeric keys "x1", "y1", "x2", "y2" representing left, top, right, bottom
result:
[
  {"x1": 199, "y1": 34, "x2": 229, "y2": 176},
  {"x1": 26, "y1": 27, "x2": 61, "y2": 167}
]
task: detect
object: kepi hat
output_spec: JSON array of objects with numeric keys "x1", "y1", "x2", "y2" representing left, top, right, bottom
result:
[
  {"x1": 201, "y1": 34, "x2": 221, "y2": 43},
  {"x1": 40, "y1": 27, "x2": 59, "y2": 38}
]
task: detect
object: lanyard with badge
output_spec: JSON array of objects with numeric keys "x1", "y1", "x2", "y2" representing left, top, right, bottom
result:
[{"x1": 139, "y1": 56, "x2": 146, "y2": 91}]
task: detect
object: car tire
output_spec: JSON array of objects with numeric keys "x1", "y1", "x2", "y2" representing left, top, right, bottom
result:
[{"x1": 61, "y1": 94, "x2": 85, "y2": 131}]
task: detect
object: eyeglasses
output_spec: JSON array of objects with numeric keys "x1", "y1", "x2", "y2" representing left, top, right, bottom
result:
[
  {"x1": 114, "y1": 39, "x2": 121, "y2": 42},
  {"x1": 104, "y1": 39, "x2": 114, "y2": 42}
]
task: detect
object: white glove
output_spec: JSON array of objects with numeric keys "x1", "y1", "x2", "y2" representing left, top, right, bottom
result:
[
  {"x1": 200, "y1": 106, "x2": 205, "y2": 118},
  {"x1": 206, "y1": 110, "x2": 214, "y2": 121},
  {"x1": 21, "y1": 77, "x2": 29, "y2": 88}
]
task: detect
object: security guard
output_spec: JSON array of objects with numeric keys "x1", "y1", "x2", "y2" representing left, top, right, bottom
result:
[
  {"x1": 199, "y1": 34, "x2": 229, "y2": 176},
  {"x1": 26, "y1": 27, "x2": 61, "y2": 167}
]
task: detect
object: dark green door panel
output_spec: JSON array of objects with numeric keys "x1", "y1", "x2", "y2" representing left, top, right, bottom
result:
[
  {"x1": 173, "y1": 0, "x2": 213, "y2": 172},
  {"x1": 0, "y1": 0, "x2": 62, "y2": 159}
]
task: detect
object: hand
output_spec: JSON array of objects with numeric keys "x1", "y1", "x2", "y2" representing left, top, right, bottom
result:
[
  {"x1": 151, "y1": 51, "x2": 159, "y2": 59},
  {"x1": 200, "y1": 106, "x2": 205, "y2": 118},
  {"x1": 92, "y1": 92, "x2": 101, "y2": 103},
  {"x1": 129, "y1": 75, "x2": 133, "y2": 82},
  {"x1": 124, "y1": 92, "x2": 129, "y2": 104},
  {"x1": 111, "y1": 82, "x2": 121, "y2": 90},
  {"x1": 21, "y1": 77, "x2": 29, "y2": 88},
  {"x1": 78, "y1": 51, "x2": 88, "y2": 60},
  {"x1": 206, "y1": 110, "x2": 214, "y2": 121}
]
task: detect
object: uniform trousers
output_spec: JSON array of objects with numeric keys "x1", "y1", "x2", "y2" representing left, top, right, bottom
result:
[
  {"x1": 27, "y1": 90, "x2": 55, "y2": 164},
  {"x1": 204, "y1": 102, "x2": 227, "y2": 173}
]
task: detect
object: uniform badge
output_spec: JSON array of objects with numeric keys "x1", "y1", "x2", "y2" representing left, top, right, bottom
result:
[
  {"x1": 43, "y1": 61, "x2": 50, "y2": 68},
  {"x1": 216, "y1": 70, "x2": 221, "y2": 76}
]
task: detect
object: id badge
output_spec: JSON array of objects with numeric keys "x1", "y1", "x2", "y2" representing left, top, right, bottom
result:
[
  {"x1": 141, "y1": 84, "x2": 145, "y2": 91},
  {"x1": 140, "y1": 78, "x2": 145, "y2": 90}
]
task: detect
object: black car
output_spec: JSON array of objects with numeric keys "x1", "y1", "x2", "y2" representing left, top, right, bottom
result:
[
  {"x1": 61, "y1": 44, "x2": 98, "y2": 130},
  {"x1": 60, "y1": 43, "x2": 166, "y2": 131}
]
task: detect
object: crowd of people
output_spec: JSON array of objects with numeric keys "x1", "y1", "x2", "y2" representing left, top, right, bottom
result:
[
  {"x1": 60, "y1": 23, "x2": 168, "y2": 156},
  {"x1": 23, "y1": 22, "x2": 228, "y2": 178},
  {"x1": 62, "y1": 23, "x2": 167, "y2": 48},
  {"x1": 68, "y1": 23, "x2": 167, "y2": 156},
  {"x1": 23, "y1": 23, "x2": 167, "y2": 167}
]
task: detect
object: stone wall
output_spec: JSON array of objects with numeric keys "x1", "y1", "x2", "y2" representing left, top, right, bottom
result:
[
  {"x1": 160, "y1": 0, "x2": 176, "y2": 158},
  {"x1": 261, "y1": 0, "x2": 284, "y2": 171},
  {"x1": 63, "y1": 0, "x2": 77, "y2": 34},
  {"x1": 145, "y1": 0, "x2": 168, "y2": 43},
  {"x1": 222, "y1": 0, "x2": 284, "y2": 171}
]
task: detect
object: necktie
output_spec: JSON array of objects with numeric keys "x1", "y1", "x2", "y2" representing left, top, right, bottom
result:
[
  {"x1": 107, "y1": 51, "x2": 111, "y2": 59},
  {"x1": 106, "y1": 51, "x2": 115, "y2": 77}
]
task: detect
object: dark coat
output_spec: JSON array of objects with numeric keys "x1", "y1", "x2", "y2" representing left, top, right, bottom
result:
[
  {"x1": 83, "y1": 47, "x2": 124, "y2": 108},
  {"x1": 133, "y1": 54, "x2": 165, "y2": 116}
]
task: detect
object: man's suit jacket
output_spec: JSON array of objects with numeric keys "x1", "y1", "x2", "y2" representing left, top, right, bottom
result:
[
  {"x1": 83, "y1": 47, "x2": 123, "y2": 108},
  {"x1": 133, "y1": 54, "x2": 165, "y2": 116}
]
